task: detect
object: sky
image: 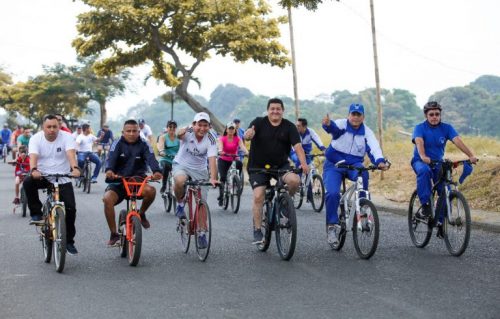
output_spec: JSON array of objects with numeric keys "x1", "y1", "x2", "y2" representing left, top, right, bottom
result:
[{"x1": 1, "y1": 0, "x2": 499, "y2": 119}]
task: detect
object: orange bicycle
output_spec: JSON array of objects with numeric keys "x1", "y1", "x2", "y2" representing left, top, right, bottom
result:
[
  {"x1": 177, "y1": 179, "x2": 214, "y2": 262},
  {"x1": 117, "y1": 176, "x2": 154, "y2": 266}
]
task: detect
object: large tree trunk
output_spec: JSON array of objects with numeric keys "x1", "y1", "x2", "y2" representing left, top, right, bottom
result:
[
  {"x1": 99, "y1": 100, "x2": 107, "y2": 128},
  {"x1": 175, "y1": 86, "x2": 224, "y2": 133}
]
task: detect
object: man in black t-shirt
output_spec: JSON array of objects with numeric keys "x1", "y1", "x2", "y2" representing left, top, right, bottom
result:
[{"x1": 245, "y1": 98, "x2": 309, "y2": 244}]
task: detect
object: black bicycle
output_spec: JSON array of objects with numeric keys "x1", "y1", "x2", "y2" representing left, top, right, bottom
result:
[
  {"x1": 249, "y1": 166, "x2": 301, "y2": 261},
  {"x1": 408, "y1": 159, "x2": 473, "y2": 256},
  {"x1": 220, "y1": 154, "x2": 244, "y2": 214}
]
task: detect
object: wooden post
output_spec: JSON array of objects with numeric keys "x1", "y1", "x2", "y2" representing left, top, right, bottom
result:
[{"x1": 288, "y1": 6, "x2": 300, "y2": 120}]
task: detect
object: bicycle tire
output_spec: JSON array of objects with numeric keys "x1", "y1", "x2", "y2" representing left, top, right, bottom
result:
[
  {"x1": 238, "y1": 169, "x2": 245, "y2": 195},
  {"x1": 52, "y1": 207, "x2": 67, "y2": 273},
  {"x1": 275, "y1": 193, "x2": 297, "y2": 261},
  {"x1": 408, "y1": 190, "x2": 432, "y2": 248},
  {"x1": 331, "y1": 205, "x2": 347, "y2": 251},
  {"x1": 127, "y1": 215, "x2": 142, "y2": 266},
  {"x1": 118, "y1": 209, "x2": 127, "y2": 258},
  {"x1": 444, "y1": 191, "x2": 471, "y2": 257},
  {"x1": 178, "y1": 197, "x2": 191, "y2": 253},
  {"x1": 230, "y1": 175, "x2": 241, "y2": 214},
  {"x1": 352, "y1": 199, "x2": 379, "y2": 259},
  {"x1": 223, "y1": 182, "x2": 230, "y2": 210},
  {"x1": 2, "y1": 147, "x2": 6, "y2": 163},
  {"x1": 293, "y1": 184, "x2": 304, "y2": 209},
  {"x1": 311, "y1": 174, "x2": 325, "y2": 213},
  {"x1": 257, "y1": 201, "x2": 272, "y2": 252},
  {"x1": 100, "y1": 152, "x2": 106, "y2": 173},
  {"x1": 195, "y1": 199, "x2": 212, "y2": 262},
  {"x1": 85, "y1": 163, "x2": 91, "y2": 194},
  {"x1": 163, "y1": 192, "x2": 172, "y2": 213},
  {"x1": 21, "y1": 187, "x2": 27, "y2": 218},
  {"x1": 42, "y1": 223, "x2": 53, "y2": 263}
]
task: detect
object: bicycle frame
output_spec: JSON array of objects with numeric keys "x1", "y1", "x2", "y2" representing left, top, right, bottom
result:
[
  {"x1": 340, "y1": 174, "x2": 371, "y2": 231},
  {"x1": 430, "y1": 160, "x2": 465, "y2": 224},
  {"x1": 186, "y1": 184, "x2": 206, "y2": 235},
  {"x1": 122, "y1": 177, "x2": 149, "y2": 242}
]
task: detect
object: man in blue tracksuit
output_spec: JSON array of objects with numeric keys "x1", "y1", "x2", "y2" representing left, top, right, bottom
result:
[
  {"x1": 411, "y1": 101, "x2": 477, "y2": 236},
  {"x1": 322, "y1": 104, "x2": 388, "y2": 246}
]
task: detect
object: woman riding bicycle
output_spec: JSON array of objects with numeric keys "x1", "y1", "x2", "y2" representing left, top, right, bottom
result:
[
  {"x1": 411, "y1": 101, "x2": 478, "y2": 234},
  {"x1": 322, "y1": 104, "x2": 388, "y2": 246},
  {"x1": 217, "y1": 121, "x2": 248, "y2": 207},
  {"x1": 157, "y1": 120, "x2": 180, "y2": 193}
]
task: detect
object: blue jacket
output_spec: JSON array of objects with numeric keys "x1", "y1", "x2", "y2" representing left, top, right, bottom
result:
[
  {"x1": 322, "y1": 119, "x2": 384, "y2": 165},
  {"x1": 106, "y1": 136, "x2": 161, "y2": 181}
]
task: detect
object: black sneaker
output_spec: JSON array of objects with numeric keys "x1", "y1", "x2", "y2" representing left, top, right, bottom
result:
[
  {"x1": 416, "y1": 203, "x2": 431, "y2": 219},
  {"x1": 67, "y1": 243, "x2": 78, "y2": 255},
  {"x1": 253, "y1": 229, "x2": 264, "y2": 244}
]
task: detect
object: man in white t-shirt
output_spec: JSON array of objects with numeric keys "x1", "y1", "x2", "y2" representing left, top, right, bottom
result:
[
  {"x1": 24, "y1": 114, "x2": 81, "y2": 255},
  {"x1": 72, "y1": 125, "x2": 82, "y2": 140},
  {"x1": 76, "y1": 123, "x2": 101, "y2": 183},
  {"x1": 172, "y1": 112, "x2": 218, "y2": 248},
  {"x1": 138, "y1": 118, "x2": 154, "y2": 146}
]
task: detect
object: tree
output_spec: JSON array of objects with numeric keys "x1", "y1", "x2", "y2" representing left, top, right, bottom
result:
[
  {"x1": 279, "y1": 0, "x2": 338, "y2": 10},
  {"x1": 76, "y1": 57, "x2": 130, "y2": 127},
  {"x1": 73, "y1": 0, "x2": 290, "y2": 132},
  {"x1": 209, "y1": 84, "x2": 253, "y2": 121}
]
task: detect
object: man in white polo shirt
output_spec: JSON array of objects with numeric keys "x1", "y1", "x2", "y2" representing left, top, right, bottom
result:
[
  {"x1": 24, "y1": 114, "x2": 81, "y2": 255},
  {"x1": 172, "y1": 112, "x2": 218, "y2": 248}
]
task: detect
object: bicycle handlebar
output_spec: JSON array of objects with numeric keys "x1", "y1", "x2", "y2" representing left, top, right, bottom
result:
[
  {"x1": 334, "y1": 159, "x2": 391, "y2": 171},
  {"x1": 248, "y1": 167, "x2": 302, "y2": 175},
  {"x1": 185, "y1": 179, "x2": 217, "y2": 187}
]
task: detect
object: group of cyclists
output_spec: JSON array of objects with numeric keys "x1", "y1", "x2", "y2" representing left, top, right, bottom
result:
[{"x1": 5, "y1": 97, "x2": 478, "y2": 260}]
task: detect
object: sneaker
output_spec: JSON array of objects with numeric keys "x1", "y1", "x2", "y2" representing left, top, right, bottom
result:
[
  {"x1": 30, "y1": 215, "x2": 43, "y2": 225},
  {"x1": 197, "y1": 232, "x2": 208, "y2": 249},
  {"x1": 160, "y1": 185, "x2": 166, "y2": 193},
  {"x1": 436, "y1": 223, "x2": 444, "y2": 239},
  {"x1": 107, "y1": 232, "x2": 120, "y2": 246},
  {"x1": 140, "y1": 214, "x2": 150, "y2": 229},
  {"x1": 13, "y1": 198, "x2": 20, "y2": 205},
  {"x1": 416, "y1": 203, "x2": 432, "y2": 219},
  {"x1": 91, "y1": 177, "x2": 98, "y2": 183},
  {"x1": 66, "y1": 243, "x2": 78, "y2": 255},
  {"x1": 175, "y1": 204, "x2": 186, "y2": 219},
  {"x1": 253, "y1": 229, "x2": 264, "y2": 244},
  {"x1": 327, "y1": 224, "x2": 341, "y2": 246},
  {"x1": 218, "y1": 197, "x2": 223, "y2": 207}
]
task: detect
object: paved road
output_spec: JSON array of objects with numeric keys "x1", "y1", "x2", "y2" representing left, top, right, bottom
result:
[{"x1": 0, "y1": 163, "x2": 499, "y2": 319}]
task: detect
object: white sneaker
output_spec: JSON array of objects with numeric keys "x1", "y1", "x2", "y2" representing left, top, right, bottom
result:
[{"x1": 327, "y1": 224, "x2": 341, "y2": 246}]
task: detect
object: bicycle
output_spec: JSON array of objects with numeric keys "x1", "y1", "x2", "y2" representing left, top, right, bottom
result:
[
  {"x1": 220, "y1": 154, "x2": 244, "y2": 214},
  {"x1": 160, "y1": 156, "x2": 176, "y2": 213},
  {"x1": 98, "y1": 143, "x2": 110, "y2": 173},
  {"x1": 1, "y1": 143, "x2": 8, "y2": 163},
  {"x1": 13, "y1": 172, "x2": 29, "y2": 217},
  {"x1": 249, "y1": 166, "x2": 301, "y2": 261},
  {"x1": 293, "y1": 154, "x2": 325, "y2": 212},
  {"x1": 330, "y1": 160, "x2": 388, "y2": 259},
  {"x1": 117, "y1": 176, "x2": 155, "y2": 266},
  {"x1": 176, "y1": 179, "x2": 214, "y2": 262},
  {"x1": 31, "y1": 174, "x2": 73, "y2": 273},
  {"x1": 408, "y1": 159, "x2": 473, "y2": 256}
]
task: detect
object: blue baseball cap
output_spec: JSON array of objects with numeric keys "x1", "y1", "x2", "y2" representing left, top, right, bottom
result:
[{"x1": 348, "y1": 103, "x2": 364, "y2": 115}]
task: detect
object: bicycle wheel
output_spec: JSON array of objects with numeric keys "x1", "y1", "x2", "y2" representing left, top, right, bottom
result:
[
  {"x1": 408, "y1": 190, "x2": 432, "y2": 248},
  {"x1": 444, "y1": 191, "x2": 471, "y2": 257},
  {"x1": 127, "y1": 215, "x2": 142, "y2": 266},
  {"x1": 230, "y1": 175, "x2": 241, "y2": 214},
  {"x1": 178, "y1": 196, "x2": 192, "y2": 253},
  {"x1": 52, "y1": 207, "x2": 67, "y2": 273},
  {"x1": 42, "y1": 222, "x2": 53, "y2": 263},
  {"x1": 331, "y1": 205, "x2": 347, "y2": 251},
  {"x1": 257, "y1": 201, "x2": 273, "y2": 252},
  {"x1": 118, "y1": 209, "x2": 127, "y2": 258},
  {"x1": 162, "y1": 192, "x2": 172, "y2": 213},
  {"x1": 21, "y1": 187, "x2": 27, "y2": 218},
  {"x1": 293, "y1": 183, "x2": 304, "y2": 209},
  {"x1": 352, "y1": 199, "x2": 379, "y2": 259},
  {"x1": 223, "y1": 182, "x2": 230, "y2": 210},
  {"x1": 85, "y1": 163, "x2": 91, "y2": 194},
  {"x1": 275, "y1": 193, "x2": 297, "y2": 261},
  {"x1": 311, "y1": 174, "x2": 325, "y2": 213},
  {"x1": 100, "y1": 152, "x2": 106, "y2": 172},
  {"x1": 238, "y1": 169, "x2": 245, "y2": 195},
  {"x1": 194, "y1": 199, "x2": 211, "y2": 262}
]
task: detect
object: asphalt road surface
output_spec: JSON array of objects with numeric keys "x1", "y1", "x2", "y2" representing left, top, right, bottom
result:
[{"x1": 0, "y1": 163, "x2": 499, "y2": 319}]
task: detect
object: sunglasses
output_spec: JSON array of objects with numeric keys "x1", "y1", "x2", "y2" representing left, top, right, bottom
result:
[{"x1": 427, "y1": 112, "x2": 441, "y2": 117}]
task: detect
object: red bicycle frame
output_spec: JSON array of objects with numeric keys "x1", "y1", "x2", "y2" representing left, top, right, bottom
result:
[{"x1": 122, "y1": 176, "x2": 150, "y2": 242}]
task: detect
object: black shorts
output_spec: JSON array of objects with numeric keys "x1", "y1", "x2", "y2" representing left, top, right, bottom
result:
[
  {"x1": 248, "y1": 163, "x2": 291, "y2": 189},
  {"x1": 105, "y1": 182, "x2": 144, "y2": 205}
]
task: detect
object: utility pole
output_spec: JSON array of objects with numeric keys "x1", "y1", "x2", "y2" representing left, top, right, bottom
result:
[
  {"x1": 288, "y1": 6, "x2": 300, "y2": 120},
  {"x1": 370, "y1": 0, "x2": 384, "y2": 179}
]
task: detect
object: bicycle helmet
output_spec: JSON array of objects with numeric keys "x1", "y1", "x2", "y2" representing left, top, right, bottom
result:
[{"x1": 423, "y1": 101, "x2": 442, "y2": 114}]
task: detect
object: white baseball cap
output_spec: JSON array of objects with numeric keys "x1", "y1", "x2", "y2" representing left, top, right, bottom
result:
[
  {"x1": 193, "y1": 112, "x2": 210, "y2": 123},
  {"x1": 226, "y1": 122, "x2": 236, "y2": 128}
]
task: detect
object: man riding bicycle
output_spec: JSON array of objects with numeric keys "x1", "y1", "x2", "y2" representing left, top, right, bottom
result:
[
  {"x1": 96, "y1": 123, "x2": 114, "y2": 158},
  {"x1": 103, "y1": 119, "x2": 162, "y2": 246},
  {"x1": 245, "y1": 98, "x2": 309, "y2": 244},
  {"x1": 322, "y1": 103, "x2": 388, "y2": 246},
  {"x1": 76, "y1": 123, "x2": 101, "y2": 183},
  {"x1": 411, "y1": 101, "x2": 478, "y2": 234},
  {"x1": 1, "y1": 123, "x2": 12, "y2": 159},
  {"x1": 24, "y1": 114, "x2": 81, "y2": 254},
  {"x1": 172, "y1": 112, "x2": 218, "y2": 248}
]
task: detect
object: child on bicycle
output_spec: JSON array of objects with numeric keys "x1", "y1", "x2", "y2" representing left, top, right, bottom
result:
[
  {"x1": 322, "y1": 104, "x2": 388, "y2": 246},
  {"x1": 9, "y1": 145, "x2": 30, "y2": 205}
]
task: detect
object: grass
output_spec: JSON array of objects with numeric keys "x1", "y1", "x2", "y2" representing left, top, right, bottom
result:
[{"x1": 314, "y1": 126, "x2": 500, "y2": 212}]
